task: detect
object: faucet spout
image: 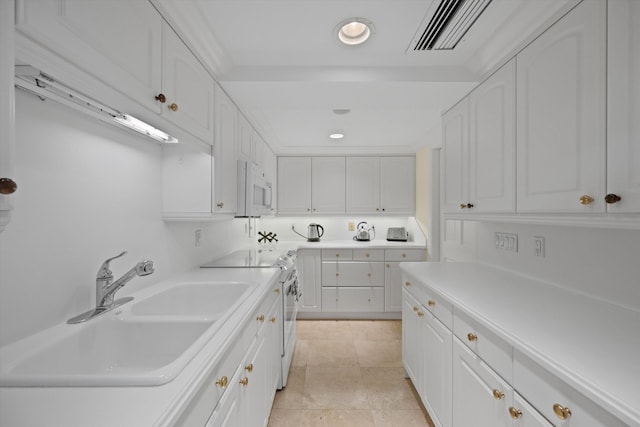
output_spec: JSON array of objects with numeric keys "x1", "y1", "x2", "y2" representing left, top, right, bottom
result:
[{"x1": 97, "y1": 259, "x2": 154, "y2": 309}]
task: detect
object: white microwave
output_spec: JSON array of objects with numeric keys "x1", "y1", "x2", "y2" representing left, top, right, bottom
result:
[{"x1": 236, "y1": 160, "x2": 273, "y2": 217}]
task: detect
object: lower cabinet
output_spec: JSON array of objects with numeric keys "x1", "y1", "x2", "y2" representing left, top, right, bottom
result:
[
  {"x1": 296, "y1": 249, "x2": 322, "y2": 312},
  {"x1": 321, "y1": 287, "x2": 384, "y2": 312}
]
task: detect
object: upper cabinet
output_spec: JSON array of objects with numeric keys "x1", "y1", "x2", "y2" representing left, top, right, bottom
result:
[
  {"x1": 516, "y1": 0, "x2": 606, "y2": 213},
  {"x1": 0, "y1": 0, "x2": 16, "y2": 233},
  {"x1": 278, "y1": 157, "x2": 312, "y2": 214},
  {"x1": 607, "y1": 0, "x2": 640, "y2": 213},
  {"x1": 442, "y1": 100, "x2": 469, "y2": 214},
  {"x1": 212, "y1": 83, "x2": 238, "y2": 214},
  {"x1": 346, "y1": 157, "x2": 415, "y2": 214}
]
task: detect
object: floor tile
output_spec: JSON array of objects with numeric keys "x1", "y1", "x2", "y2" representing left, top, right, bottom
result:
[
  {"x1": 296, "y1": 320, "x2": 355, "y2": 341},
  {"x1": 354, "y1": 339, "x2": 403, "y2": 367},
  {"x1": 372, "y1": 409, "x2": 434, "y2": 427},
  {"x1": 361, "y1": 367, "x2": 422, "y2": 410},
  {"x1": 273, "y1": 367, "x2": 306, "y2": 409},
  {"x1": 268, "y1": 409, "x2": 303, "y2": 427},
  {"x1": 347, "y1": 320, "x2": 402, "y2": 341},
  {"x1": 291, "y1": 339, "x2": 309, "y2": 367},
  {"x1": 303, "y1": 367, "x2": 369, "y2": 410},
  {"x1": 306, "y1": 339, "x2": 359, "y2": 367},
  {"x1": 300, "y1": 409, "x2": 375, "y2": 427}
]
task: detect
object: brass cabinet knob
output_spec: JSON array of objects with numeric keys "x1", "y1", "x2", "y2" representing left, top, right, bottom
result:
[
  {"x1": 155, "y1": 93, "x2": 166, "y2": 103},
  {"x1": 553, "y1": 404, "x2": 572, "y2": 420},
  {"x1": 217, "y1": 202, "x2": 224, "y2": 208},
  {"x1": 274, "y1": 288, "x2": 280, "y2": 294},
  {"x1": 335, "y1": 253, "x2": 340, "y2": 257},
  {"x1": 579, "y1": 195, "x2": 594, "y2": 205},
  {"x1": 466, "y1": 203, "x2": 474, "y2": 209},
  {"x1": 460, "y1": 203, "x2": 467, "y2": 209},
  {"x1": 365, "y1": 253, "x2": 370, "y2": 257},
  {"x1": 402, "y1": 253, "x2": 406, "y2": 258},
  {"x1": 427, "y1": 300, "x2": 435, "y2": 307},
  {"x1": 336, "y1": 272, "x2": 339, "y2": 277},
  {"x1": 492, "y1": 389, "x2": 505, "y2": 400},
  {"x1": 417, "y1": 311, "x2": 424, "y2": 317},
  {"x1": 413, "y1": 306, "x2": 419, "y2": 312},
  {"x1": 405, "y1": 281, "x2": 411, "y2": 286},
  {"x1": 270, "y1": 316, "x2": 277, "y2": 323},
  {"x1": 467, "y1": 332, "x2": 478, "y2": 342},
  {"x1": 386, "y1": 264, "x2": 390, "y2": 268},
  {"x1": 0, "y1": 178, "x2": 17, "y2": 195},
  {"x1": 239, "y1": 377, "x2": 249, "y2": 387},
  {"x1": 215, "y1": 376, "x2": 228, "y2": 388},
  {"x1": 245, "y1": 364, "x2": 253, "y2": 373},
  {"x1": 169, "y1": 102, "x2": 179, "y2": 112},
  {"x1": 508, "y1": 407, "x2": 522, "y2": 420},
  {"x1": 367, "y1": 273, "x2": 372, "y2": 277},
  {"x1": 257, "y1": 314, "x2": 265, "y2": 322},
  {"x1": 605, "y1": 194, "x2": 622, "y2": 204}
]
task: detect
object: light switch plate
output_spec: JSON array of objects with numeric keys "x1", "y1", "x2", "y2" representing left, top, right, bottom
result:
[{"x1": 495, "y1": 232, "x2": 518, "y2": 252}]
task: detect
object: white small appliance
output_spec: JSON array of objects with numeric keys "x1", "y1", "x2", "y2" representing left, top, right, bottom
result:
[{"x1": 236, "y1": 160, "x2": 272, "y2": 217}]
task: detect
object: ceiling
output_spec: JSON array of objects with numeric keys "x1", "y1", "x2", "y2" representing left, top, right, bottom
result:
[{"x1": 152, "y1": 0, "x2": 575, "y2": 155}]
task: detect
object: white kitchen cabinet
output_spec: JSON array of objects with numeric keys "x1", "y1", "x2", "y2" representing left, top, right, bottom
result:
[
  {"x1": 277, "y1": 157, "x2": 345, "y2": 214},
  {"x1": 607, "y1": 0, "x2": 640, "y2": 213},
  {"x1": 468, "y1": 59, "x2": 516, "y2": 213},
  {"x1": 402, "y1": 288, "x2": 422, "y2": 387},
  {"x1": 296, "y1": 249, "x2": 322, "y2": 313},
  {"x1": 384, "y1": 262, "x2": 402, "y2": 312},
  {"x1": 452, "y1": 337, "x2": 512, "y2": 427},
  {"x1": 161, "y1": 22, "x2": 215, "y2": 144},
  {"x1": 15, "y1": 0, "x2": 163, "y2": 114},
  {"x1": 442, "y1": 59, "x2": 515, "y2": 214},
  {"x1": 442, "y1": 99, "x2": 469, "y2": 214},
  {"x1": 509, "y1": 392, "x2": 554, "y2": 427},
  {"x1": 213, "y1": 83, "x2": 238, "y2": 214},
  {"x1": 253, "y1": 131, "x2": 266, "y2": 170},
  {"x1": 263, "y1": 145, "x2": 278, "y2": 214},
  {"x1": 205, "y1": 368, "x2": 243, "y2": 427},
  {"x1": 322, "y1": 287, "x2": 384, "y2": 312},
  {"x1": 162, "y1": 141, "x2": 213, "y2": 216},
  {"x1": 422, "y1": 309, "x2": 452, "y2": 427},
  {"x1": 0, "y1": 0, "x2": 15, "y2": 233},
  {"x1": 321, "y1": 261, "x2": 385, "y2": 287},
  {"x1": 516, "y1": 0, "x2": 606, "y2": 213},
  {"x1": 238, "y1": 114, "x2": 256, "y2": 165},
  {"x1": 347, "y1": 157, "x2": 415, "y2": 214}
]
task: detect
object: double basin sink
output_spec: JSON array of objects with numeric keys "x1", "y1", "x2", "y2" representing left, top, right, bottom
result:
[{"x1": 0, "y1": 282, "x2": 257, "y2": 387}]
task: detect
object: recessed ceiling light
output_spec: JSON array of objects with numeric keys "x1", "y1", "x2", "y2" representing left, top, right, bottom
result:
[
  {"x1": 329, "y1": 133, "x2": 345, "y2": 139},
  {"x1": 336, "y1": 18, "x2": 375, "y2": 46},
  {"x1": 333, "y1": 108, "x2": 351, "y2": 115}
]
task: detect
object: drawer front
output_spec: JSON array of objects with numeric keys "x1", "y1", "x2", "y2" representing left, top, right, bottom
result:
[
  {"x1": 322, "y1": 287, "x2": 384, "y2": 312},
  {"x1": 321, "y1": 248, "x2": 353, "y2": 260},
  {"x1": 511, "y1": 392, "x2": 554, "y2": 427},
  {"x1": 246, "y1": 287, "x2": 280, "y2": 340},
  {"x1": 385, "y1": 248, "x2": 425, "y2": 262},
  {"x1": 402, "y1": 275, "x2": 453, "y2": 329},
  {"x1": 513, "y1": 350, "x2": 626, "y2": 427},
  {"x1": 321, "y1": 261, "x2": 385, "y2": 287},
  {"x1": 453, "y1": 309, "x2": 513, "y2": 382},
  {"x1": 353, "y1": 248, "x2": 385, "y2": 261}
]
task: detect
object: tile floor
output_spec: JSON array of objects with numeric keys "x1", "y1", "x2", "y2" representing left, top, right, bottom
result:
[{"x1": 268, "y1": 320, "x2": 435, "y2": 427}]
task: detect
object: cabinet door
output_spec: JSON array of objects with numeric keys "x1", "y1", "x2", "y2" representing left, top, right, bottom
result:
[
  {"x1": 516, "y1": 0, "x2": 606, "y2": 213},
  {"x1": 321, "y1": 287, "x2": 384, "y2": 312},
  {"x1": 346, "y1": 157, "x2": 380, "y2": 213},
  {"x1": 238, "y1": 114, "x2": 254, "y2": 163},
  {"x1": 442, "y1": 99, "x2": 469, "y2": 213},
  {"x1": 277, "y1": 157, "x2": 311, "y2": 213},
  {"x1": 312, "y1": 157, "x2": 346, "y2": 213},
  {"x1": 213, "y1": 83, "x2": 238, "y2": 214},
  {"x1": 263, "y1": 146, "x2": 278, "y2": 213},
  {"x1": 402, "y1": 289, "x2": 422, "y2": 387},
  {"x1": 422, "y1": 312, "x2": 453, "y2": 427},
  {"x1": 321, "y1": 262, "x2": 385, "y2": 287},
  {"x1": 452, "y1": 338, "x2": 511, "y2": 427},
  {"x1": 162, "y1": 141, "x2": 212, "y2": 215},
  {"x1": 380, "y1": 157, "x2": 416, "y2": 214},
  {"x1": 0, "y1": 0, "x2": 15, "y2": 232},
  {"x1": 468, "y1": 59, "x2": 516, "y2": 213},
  {"x1": 16, "y1": 0, "x2": 163, "y2": 114},
  {"x1": 253, "y1": 131, "x2": 265, "y2": 170},
  {"x1": 162, "y1": 23, "x2": 215, "y2": 144},
  {"x1": 607, "y1": 0, "x2": 640, "y2": 213},
  {"x1": 296, "y1": 249, "x2": 321, "y2": 312},
  {"x1": 384, "y1": 262, "x2": 402, "y2": 312}
]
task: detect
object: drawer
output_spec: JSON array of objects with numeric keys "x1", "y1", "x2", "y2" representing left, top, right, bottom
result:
[
  {"x1": 401, "y1": 275, "x2": 453, "y2": 329},
  {"x1": 511, "y1": 391, "x2": 554, "y2": 427},
  {"x1": 385, "y1": 248, "x2": 425, "y2": 262},
  {"x1": 245, "y1": 287, "x2": 280, "y2": 341},
  {"x1": 513, "y1": 350, "x2": 626, "y2": 427},
  {"x1": 322, "y1": 287, "x2": 384, "y2": 312},
  {"x1": 353, "y1": 248, "x2": 385, "y2": 261},
  {"x1": 453, "y1": 309, "x2": 512, "y2": 382},
  {"x1": 322, "y1": 248, "x2": 352, "y2": 260},
  {"x1": 321, "y1": 261, "x2": 385, "y2": 287}
]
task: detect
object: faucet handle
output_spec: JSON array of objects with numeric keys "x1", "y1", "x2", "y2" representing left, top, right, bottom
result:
[{"x1": 97, "y1": 251, "x2": 127, "y2": 279}]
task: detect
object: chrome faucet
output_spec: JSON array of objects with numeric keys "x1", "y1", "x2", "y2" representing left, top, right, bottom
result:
[{"x1": 68, "y1": 251, "x2": 154, "y2": 324}]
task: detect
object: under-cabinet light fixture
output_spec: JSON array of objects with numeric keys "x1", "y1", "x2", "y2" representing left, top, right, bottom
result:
[{"x1": 14, "y1": 65, "x2": 178, "y2": 144}]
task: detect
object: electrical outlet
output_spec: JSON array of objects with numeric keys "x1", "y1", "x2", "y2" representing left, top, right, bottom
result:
[
  {"x1": 348, "y1": 222, "x2": 355, "y2": 231},
  {"x1": 534, "y1": 236, "x2": 545, "y2": 257},
  {"x1": 494, "y1": 232, "x2": 518, "y2": 252},
  {"x1": 195, "y1": 229, "x2": 202, "y2": 247}
]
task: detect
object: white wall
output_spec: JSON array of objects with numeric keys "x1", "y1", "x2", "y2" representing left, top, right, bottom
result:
[
  {"x1": 0, "y1": 91, "x2": 249, "y2": 347},
  {"x1": 441, "y1": 219, "x2": 640, "y2": 311}
]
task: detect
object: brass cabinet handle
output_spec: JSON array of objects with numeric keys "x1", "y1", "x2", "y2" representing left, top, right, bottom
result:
[
  {"x1": 274, "y1": 288, "x2": 280, "y2": 294},
  {"x1": 460, "y1": 203, "x2": 467, "y2": 209},
  {"x1": 217, "y1": 202, "x2": 224, "y2": 208},
  {"x1": 605, "y1": 194, "x2": 622, "y2": 204},
  {"x1": 239, "y1": 377, "x2": 249, "y2": 387},
  {"x1": 427, "y1": 300, "x2": 435, "y2": 307},
  {"x1": 155, "y1": 93, "x2": 166, "y2": 103},
  {"x1": 417, "y1": 311, "x2": 424, "y2": 317},
  {"x1": 508, "y1": 407, "x2": 522, "y2": 420},
  {"x1": 245, "y1": 364, "x2": 253, "y2": 373},
  {"x1": 553, "y1": 404, "x2": 572, "y2": 420},
  {"x1": 215, "y1": 376, "x2": 228, "y2": 388},
  {"x1": 413, "y1": 306, "x2": 419, "y2": 312},
  {"x1": 257, "y1": 314, "x2": 265, "y2": 322},
  {"x1": 405, "y1": 281, "x2": 411, "y2": 286},
  {"x1": 579, "y1": 195, "x2": 594, "y2": 205},
  {"x1": 467, "y1": 332, "x2": 478, "y2": 342},
  {"x1": 270, "y1": 316, "x2": 277, "y2": 323},
  {"x1": 169, "y1": 102, "x2": 179, "y2": 112},
  {"x1": 492, "y1": 389, "x2": 504, "y2": 400},
  {"x1": 0, "y1": 178, "x2": 17, "y2": 195}
]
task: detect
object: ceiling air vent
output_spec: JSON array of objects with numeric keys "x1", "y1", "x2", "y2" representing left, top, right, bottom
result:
[{"x1": 411, "y1": 0, "x2": 493, "y2": 51}]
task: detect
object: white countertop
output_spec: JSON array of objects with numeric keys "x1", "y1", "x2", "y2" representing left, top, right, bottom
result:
[
  {"x1": 280, "y1": 239, "x2": 426, "y2": 250},
  {"x1": 0, "y1": 267, "x2": 281, "y2": 427},
  {"x1": 400, "y1": 262, "x2": 640, "y2": 427}
]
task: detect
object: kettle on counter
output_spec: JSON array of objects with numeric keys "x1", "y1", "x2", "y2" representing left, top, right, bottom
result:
[
  {"x1": 354, "y1": 222, "x2": 375, "y2": 241},
  {"x1": 292, "y1": 223, "x2": 325, "y2": 242}
]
